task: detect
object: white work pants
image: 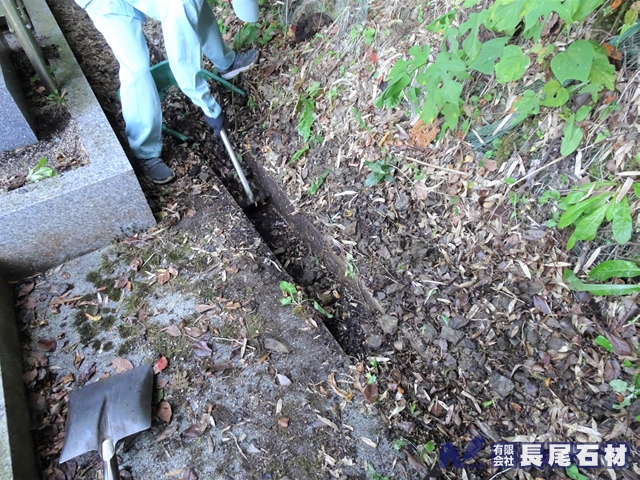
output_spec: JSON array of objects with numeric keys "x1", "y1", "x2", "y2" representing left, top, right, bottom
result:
[{"x1": 82, "y1": 0, "x2": 235, "y2": 159}]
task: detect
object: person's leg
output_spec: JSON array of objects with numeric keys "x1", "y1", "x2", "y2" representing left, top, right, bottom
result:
[
  {"x1": 158, "y1": 0, "x2": 222, "y2": 119},
  {"x1": 198, "y1": 0, "x2": 235, "y2": 71},
  {"x1": 85, "y1": 11, "x2": 163, "y2": 160}
]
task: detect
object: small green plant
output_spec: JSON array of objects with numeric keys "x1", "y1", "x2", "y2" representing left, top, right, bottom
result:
[
  {"x1": 296, "y1": 82, "x2": 323, "y2": 143},
  {"x1": 363, "y1": 27, "x2": 376, "y2": 46},
  {"x1": 345, "y1": 253, "x2": 356, "y2": 279},
  {"x1": 279, "y1": 281, "x2": 302, "y2": 306},
  {"x1": 46, "y1": 89, "x2": 67, "y2": 107},
  {"x1": 595, "y1": 335, "x2": 614, "y2": 353},
  {"x1": 392, "y1": 439, "x2": 408, "y2": 450},
  {"x1": 365, "y1": 462, "x2": 389, "y2": 480},
  {"x1": 308, "y1": 169, "x2": 330, "y2": 195},
  {"x1": 26, "y1": 157, "x2": 55, "y2": 183},
  {"x1": 609, "y1": 375, "x2": 640, "y2": 409},
  {"x1": 566, "y1": 464, "x2": 588, "y2": 480},
  {"x1": 290, "y1": 144, "x2": 309, "y2": 164},
  {"x1": 375, "y1": 0, "x2": 613, "y2": 145},
  {"x1": 233, "y1": 24, "x2": 259, "y2": 50},
  {"x1": 556, "y1": 180, "x2": 637, "y2": 249},
  {"x1": 364, "y1": 160, "x2": 393, "y2": 186},
  {"x1": 279, "y1": 281, "x2": 333, "y2": 318}
]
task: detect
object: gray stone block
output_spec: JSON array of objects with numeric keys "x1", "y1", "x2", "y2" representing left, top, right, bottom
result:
[
  {"x1": 0, "y1": 0, "x2": 155, "y2": 280},
  {"x1": 0, "y1": 276, "x2": 39, "y2": 480},
  {"x1": 0, "y1": 29, "x2": 37, "y2": 152}
]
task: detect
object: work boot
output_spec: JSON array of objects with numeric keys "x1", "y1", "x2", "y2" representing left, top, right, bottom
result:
[
  {"x1": 133, "y1": 157, "x2": 175, "y2": 184},
  {"x1": 218, "y1": 49, "x2": 259, "y2": 80}
]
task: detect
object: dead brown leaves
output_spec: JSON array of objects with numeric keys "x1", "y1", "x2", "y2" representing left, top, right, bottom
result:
[
  {"x1": 112, "y1": 357, "x2": 134, "y2": 373},
  {"x1": 409, "y1": 119, "x2": 439, "y2": 148},
  {"x1": 157, "y1": 401, "x2": 172, "y2": 423}
]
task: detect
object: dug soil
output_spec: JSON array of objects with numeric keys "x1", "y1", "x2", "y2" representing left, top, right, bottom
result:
[{"x1": 29, "y1": 0, "x2": 640, "y2": 478}]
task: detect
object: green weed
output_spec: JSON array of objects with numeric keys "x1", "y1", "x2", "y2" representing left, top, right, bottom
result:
[{"x1": 26, "y1": 157, "x2": 55, "y2": 183}]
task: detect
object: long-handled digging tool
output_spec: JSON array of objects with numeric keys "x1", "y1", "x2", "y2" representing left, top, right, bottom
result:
[
  {"x1": 135, "y1": 61, "x2": 268, "y2": 208},
  {"x1": 59, "y1": 365, "x2": 154, "y2": 480}
]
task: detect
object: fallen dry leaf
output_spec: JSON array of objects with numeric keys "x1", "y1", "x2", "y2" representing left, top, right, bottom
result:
[
  {"x1": 168, "y1": 266, "x2": 179, "y2": 277},
  {"x1": 156, "y1": 269, "x2": 171, "y2": 285},
  {"x1": 157, "y1": 401, "x2": 172, "y2": 423},
  {"x1": 182, "y1": 423, "x2": 206, "y2": 438},
  {"x1": 405, "y1": 450, "x2": 428, "y2": 473},
  {"x1": 363, "y1": 383, "x2": 379, "y2": 404},
  {"x1": 209, "y1": 362, "x2": 232, "y2": 372},
  {"x1": 182, "y1": 469, "x2": 198, "y2": 480},
  {"x1": 415, "y1": 180, "x2": 428, "y2": 200},
  {"x1": 184, "y1": 326, "x2": 206, "y2": 337},
  {"x1": 78, "y1": 363, "x2": 96, "y2": 386},
  {"x1": 277, "y1": 417, "x2": 290, "y2": 428},
  {"x1": 130, "y1": 258, "x2": 143, "y2": 271},
  {"x1": 193, "y1": 340, "x2": 212, "y2": 357},
  {"x1": 17, "y1": 282, "x2": 35, "y2": 298},
  {"x1": 156, "y1": 424, "x2": 178, "y2": 442},
  {"x1": 154, "y1": 356, "x2": 168, "y2": 374},
  {"x1": 533, "y1": 295, "x2": 551, "y2": 315},
  {"x1": 484, "y1": 159, "x2": 498, "y2": 172},
  {"x1": 163, "y1": 325, "x2": 182, "y2": 337},
  {"x1": 37, "y1": 337, "x2": 57, "y2": 352},
  {"x1": 85, "y1": 313, "x2": 101, "y2": 322},
  {"x1": 23, "y1": 368, "x2": 37, "y2": 384},
  {"x1": 195, "y1": 304, "x2": 216, "y2": 313},
  {"x1": 112, "y1": 358, "x2": 134, "y2": 374},
  {"x1": 73, "y1": 351, "x2": 84, "y2": 370}
]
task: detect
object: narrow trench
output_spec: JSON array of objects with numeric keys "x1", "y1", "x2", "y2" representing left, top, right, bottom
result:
[{"x1": 225, "y1": 186, "x2": 369, "y2": 358}]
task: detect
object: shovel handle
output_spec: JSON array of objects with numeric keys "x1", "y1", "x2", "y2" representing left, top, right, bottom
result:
[
  {"x1": 102, "y1": 439, "x2": 120, "y2": 480},
  {"x1": 219, "y1": 128, "x2": 255, "y2": 205}
]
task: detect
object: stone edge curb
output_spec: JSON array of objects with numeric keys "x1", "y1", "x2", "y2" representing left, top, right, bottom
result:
[
  {"x1": 0, "y1": 0, "x2": 155, "y2": 279},
  {"x1": 0, "y1": 276, "x2": 39, "y2": 480}
]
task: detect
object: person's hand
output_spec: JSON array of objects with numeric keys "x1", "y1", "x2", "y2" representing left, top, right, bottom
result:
[{"x1": 205, "y1": 113, "x2": 224, "y2": 136}]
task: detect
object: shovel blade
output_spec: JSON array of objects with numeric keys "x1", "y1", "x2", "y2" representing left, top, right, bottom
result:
[{"x1": 59, "y1": 365, "x2": 153, "y2": 464}]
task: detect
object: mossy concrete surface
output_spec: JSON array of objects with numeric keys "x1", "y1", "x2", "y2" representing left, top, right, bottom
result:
[
  {"x1": 11, "y1": 173, "x2": 400, "y2": 478},
  {"x1": 0, "y1": 276, "x2": 39, "y2": 480},
  {"x1": 0, "y1": 0, "x2": 155, "y2": 279}
]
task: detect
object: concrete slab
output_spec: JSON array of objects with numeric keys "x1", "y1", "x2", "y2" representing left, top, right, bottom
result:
[
  {"x1": 0, "y1": 276, "x2": 39, "y2": 480},
  {"x1": 12, "y1": 185, "x2": 399, "y2": 478},
  {"x1": 0, "y1": 0, "x2": 155, "y2": 280},
  {"x1": 0, "y1": 29, "x2": 37, "y2": 152}
]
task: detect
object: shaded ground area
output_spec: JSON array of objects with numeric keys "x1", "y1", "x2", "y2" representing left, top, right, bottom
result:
[
  {"x1": 35, "y1": 0, "x2": 640, "y2": 478},
  {"x1": 15, "y1": 180, "x2": 398, "y2": 479}
]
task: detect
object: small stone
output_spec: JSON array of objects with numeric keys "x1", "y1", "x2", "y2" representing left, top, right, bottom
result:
[
  {"x1": 440, "y1": 326, "x2": 464, "y2": 345},
  {"x1": 420, "y1": 323, "x2": 437, "y2": 343},
  {"x1": 377, "y1": 314, "x2": 398, "y2": 335},
  {"x1": 264, "y1": 337, "x2": 291, "y2": 354},
  {"x1": 488, "y1": 372, "x2": 515, "y2": 399},
  {"x1": 365, "y1": 335, "x2": 383, "y2": 349},
  {"x1": 448, "y1": 315, "x2": 470, "y2": 329},
  {"x1": 395, "y1": 192, "x2": 410, "y2": 211},
  {"x1": 276, "y1": 374, "x2": 291, "y2": 386}
]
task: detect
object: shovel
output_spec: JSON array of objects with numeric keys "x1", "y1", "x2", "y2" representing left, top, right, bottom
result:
[
  {"x1": 219, "y1": 127, "x2": 255, "y2": 205},
  {"x1": 59, "y1": 365, "x2": 154, "y2": 480}
]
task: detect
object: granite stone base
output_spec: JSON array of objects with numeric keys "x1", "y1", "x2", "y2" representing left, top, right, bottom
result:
[
  {"x1": 0, "y1": 0, "x2": 155, "y2": 280},
  {"x1": 0, "y1": 29, "x2": 37, "y2": 152},
  {"x1": 0, "y1": 276, "x2": 39, "y2": 480}
]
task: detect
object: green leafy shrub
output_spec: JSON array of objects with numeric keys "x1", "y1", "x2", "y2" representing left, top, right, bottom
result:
[{"x1": 375, "y1": 0, "x2": 614, "y2": 152}]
